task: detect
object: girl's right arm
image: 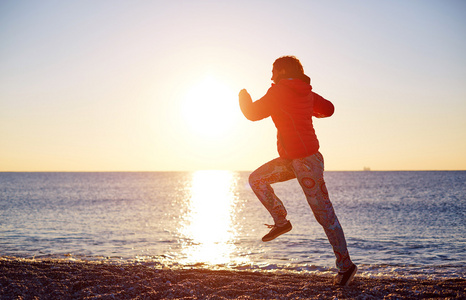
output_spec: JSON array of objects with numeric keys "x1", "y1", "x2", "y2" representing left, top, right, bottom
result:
[{"x1": 312, "y1": 92, "x2": 334, "y2": 118}]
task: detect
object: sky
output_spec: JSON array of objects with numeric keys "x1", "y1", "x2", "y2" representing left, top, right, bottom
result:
[{"x1": 1, "y1": 0, "x2": 465, "y2": 171}]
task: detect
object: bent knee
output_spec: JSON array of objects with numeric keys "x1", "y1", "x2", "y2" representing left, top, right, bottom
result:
[
  {"x1": 249, "y1": 171, "x2": 267, "y2": 191},
  {"x1": 248, "y1": 172, "x2": 259, "y2": 187}
]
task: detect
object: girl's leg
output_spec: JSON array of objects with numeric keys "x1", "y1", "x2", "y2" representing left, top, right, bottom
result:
[
  {"x1": 292, "y1": 152, "x2": 353, "y2": 271},
  {"x1": 249, "y1": 157, "x2": 295, "y2": 226}
]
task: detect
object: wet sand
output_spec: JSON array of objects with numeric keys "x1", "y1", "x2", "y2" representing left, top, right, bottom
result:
[{"x1": 1, "y1": 257, "x2": 464, "y2": 299}]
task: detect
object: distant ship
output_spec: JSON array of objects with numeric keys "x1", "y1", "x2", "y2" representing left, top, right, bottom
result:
[{"x1": 363, "y1": 167, "x2": 371, "y2": 171}]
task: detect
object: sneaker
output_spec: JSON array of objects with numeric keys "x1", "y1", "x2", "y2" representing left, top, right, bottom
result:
[
  {"x1": 334, "y1": 264, "x2": 357, "y2": 286},
  {"x1": 262, "y1": 221, "x2": 292, "y2": 242}
]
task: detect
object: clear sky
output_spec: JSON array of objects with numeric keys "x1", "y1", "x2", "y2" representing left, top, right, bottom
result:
[{"x1": 1, "y1": 0, "x2": 465, "y2": 171}]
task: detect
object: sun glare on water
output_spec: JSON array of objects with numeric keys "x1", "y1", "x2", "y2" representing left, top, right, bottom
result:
[
  {"x1": 179, "y1": 170, "x2": 246, "y2": 266},
  {"x1": 181, "y1": 76, "x2": 239, "y2": 139}
]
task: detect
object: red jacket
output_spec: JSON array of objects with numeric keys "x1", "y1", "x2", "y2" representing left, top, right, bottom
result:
[{"x1": 239, "y1": 79, "x2": 334, "y2": 159}]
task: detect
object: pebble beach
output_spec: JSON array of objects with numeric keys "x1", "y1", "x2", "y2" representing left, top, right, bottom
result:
[{"x1": 1, "y1": 257, "x2": 464, "y2": 299}]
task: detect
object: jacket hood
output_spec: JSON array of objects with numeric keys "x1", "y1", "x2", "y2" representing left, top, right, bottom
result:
[{"x1": 278, "y1": 77, "x2": 312, "y2": 97}]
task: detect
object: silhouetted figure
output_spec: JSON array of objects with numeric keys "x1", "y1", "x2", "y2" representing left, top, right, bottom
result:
[{"x1": 239, "y1": 56, "x2": 357, "y2": 286}]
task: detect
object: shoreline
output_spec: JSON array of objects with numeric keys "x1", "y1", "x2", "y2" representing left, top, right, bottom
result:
[{"x1": 1, "y1": 257, "x2": 464, "y2": 299}]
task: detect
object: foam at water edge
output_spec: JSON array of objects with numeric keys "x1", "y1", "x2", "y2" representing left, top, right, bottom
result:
[{"x1": 7, "y1": 254, "x2": 464, "y2": 281}]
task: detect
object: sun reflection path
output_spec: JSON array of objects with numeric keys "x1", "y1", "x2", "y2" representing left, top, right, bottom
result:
[{"x1": 179, "y1": 170, "x2": 246, "y2": 266}]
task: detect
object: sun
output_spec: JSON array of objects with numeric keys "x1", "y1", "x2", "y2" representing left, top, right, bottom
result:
[{"x1": 181, "y1": 76, "x2": 239, "y2": 139}]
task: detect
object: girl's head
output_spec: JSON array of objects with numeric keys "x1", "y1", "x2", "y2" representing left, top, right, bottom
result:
[{"x1": 272, "y1": 56, "x2": 305, "y2": 83}]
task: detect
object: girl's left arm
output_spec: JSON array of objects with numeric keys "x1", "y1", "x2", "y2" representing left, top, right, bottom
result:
[{"x1": 239, "y1": 89, "x2": 273, "y2": 121}]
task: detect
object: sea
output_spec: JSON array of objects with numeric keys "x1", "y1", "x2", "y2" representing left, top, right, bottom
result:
[{"x1": 1, "y1": 171, "x2": 465, "y2": 280}]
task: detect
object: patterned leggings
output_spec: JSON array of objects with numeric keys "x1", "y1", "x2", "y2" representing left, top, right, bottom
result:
[{"x1": 249, "y1": 152, "x2": 353, "y2": 271}]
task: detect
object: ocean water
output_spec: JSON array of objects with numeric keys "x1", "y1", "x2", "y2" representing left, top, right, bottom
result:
[{"x1": 1, "y1": 171, "x2": 465, "y2": 280}]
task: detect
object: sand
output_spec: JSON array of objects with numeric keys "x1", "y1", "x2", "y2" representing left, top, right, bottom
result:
[{"x1": 1, "y1": 257, "x2": 464, "y2": 299}]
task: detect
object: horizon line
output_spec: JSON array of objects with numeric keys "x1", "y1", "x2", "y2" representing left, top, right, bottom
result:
[{"x1": 1, "y1": 169, "x2": 465, "y2": 173}]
